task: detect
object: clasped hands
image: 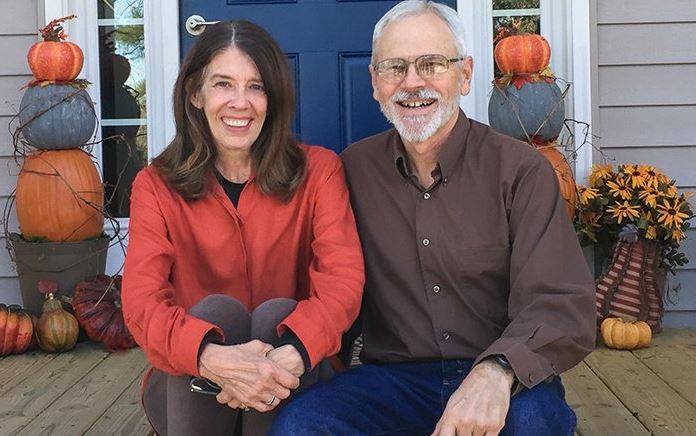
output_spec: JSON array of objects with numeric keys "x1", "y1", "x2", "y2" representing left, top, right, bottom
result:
[{"x1": 198, "y1": 340, "x2": 304, "y2": 413}]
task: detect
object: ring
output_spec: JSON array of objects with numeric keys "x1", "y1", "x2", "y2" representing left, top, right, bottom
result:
[
  {"x1": 265, "y1": 395, "x2": 276, "y2": 406},
  {"x1": 239, "y1": 403, "x2": 249, "y2": 412}
]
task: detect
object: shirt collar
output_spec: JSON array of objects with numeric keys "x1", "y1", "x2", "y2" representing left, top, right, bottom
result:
[{"x1": 391, "y1": 109, "x2": 471, "y2": 182}]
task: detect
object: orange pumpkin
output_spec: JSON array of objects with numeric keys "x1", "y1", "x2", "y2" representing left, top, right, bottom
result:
[
  {"x1": 536, "y1": 146, "x2": 577, "y2": 219},
  {"x1": 601, "y1": 317, "x2": 652, "y2": 350},
  {"x1": 27, "y1": 41, "x2": 83, "y2": 82},
  {"x1": 495, "y1": 34, "x2": 551, "y2": 74},
  {"x1": 0, "y1": 304, "x2": 35, "y2": 356},
  {"x1": 16, "y1": 149, "x2": 104, "y2": 242},
  {"x1": 27, "y1": 15, "x2": 83, "y2": 82}
]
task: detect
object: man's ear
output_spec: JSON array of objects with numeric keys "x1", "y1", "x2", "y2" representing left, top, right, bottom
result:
[
  {"x1": 459, "y1": 56, "x2": 474, "y2": 97},
  {"x1": 369, "y1": 64, "x2": 380, "y2": 102}
]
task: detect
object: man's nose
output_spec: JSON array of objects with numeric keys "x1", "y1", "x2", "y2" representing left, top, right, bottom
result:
[{"x1": 401, "y1": 63, "x2": 426, "y2": 89}]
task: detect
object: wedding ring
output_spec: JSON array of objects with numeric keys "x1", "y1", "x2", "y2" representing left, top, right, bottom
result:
[{"x1": 265, "y1": 394, "x2": 276, "y2": 406}]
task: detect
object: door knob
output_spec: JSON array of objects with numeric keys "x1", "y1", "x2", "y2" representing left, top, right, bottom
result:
[{"x1": 185, "y1": 15, "x2": 220, "y2": 36}]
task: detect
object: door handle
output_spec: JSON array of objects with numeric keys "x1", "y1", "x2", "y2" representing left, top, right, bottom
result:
[{"x1": 185, "y1": 15, "x2": 220, "y2": 36}]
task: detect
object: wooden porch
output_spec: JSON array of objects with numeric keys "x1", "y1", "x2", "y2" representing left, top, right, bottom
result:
[{"x1": 1, "y1": 329, "x2": 695, "y2": 436}]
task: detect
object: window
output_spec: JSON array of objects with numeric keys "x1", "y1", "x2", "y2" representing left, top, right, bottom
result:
[
  {"x1": 492, "y1": 0, "x2": 541, "y2": 78},
  {"x1": 97, "y1": 0, "x2": 147, "y2": 218}
]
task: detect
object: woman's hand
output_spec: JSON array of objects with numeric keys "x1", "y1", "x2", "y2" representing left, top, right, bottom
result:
[
  {"x1": 267, "y1": 344, "x2": 305, "y2": 378},
  {"x1": 198, "y1": 340, "x2": 300, "y2": 412}
]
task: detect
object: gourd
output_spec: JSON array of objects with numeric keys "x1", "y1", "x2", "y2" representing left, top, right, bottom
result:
[
  {"x1": 601, "y1": 317, "x2": 652, "y2": 350},
  {"x1": 36, "y1": 280, "x2": 79, "y2": 353},
  {"x1": 26, "y1": 15, "x2": 83, "y2": 82},
  {"x1": 72, "y1": 275, "x2": 137, "y2": 351},
  {"x1": 15, "y1": 149, "x2": 104, "y2": 242},
  {"x1": 0, "y1": 304, "x2": 35, "y2": 356},
  {"x1": 494, "y1": 34, "x2": 551, "y2": 74}
]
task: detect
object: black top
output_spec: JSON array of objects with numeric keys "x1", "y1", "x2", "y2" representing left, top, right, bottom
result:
[{"x1": 216, "y1": 172, "x2": 246, "y2": 208}]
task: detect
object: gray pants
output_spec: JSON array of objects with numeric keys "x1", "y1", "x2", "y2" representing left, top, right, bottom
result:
[{"x1": 142, "y1": 294, "x2": 334, "y2": 436}]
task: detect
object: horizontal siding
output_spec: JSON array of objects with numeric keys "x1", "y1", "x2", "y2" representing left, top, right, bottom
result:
[
  {"x1": 1, "y1": 196, "x2": 19, "y2": 234},
  {"x1": 0, "y1": 34, "x2": 34, "y2": 75},
  {"x1": 595, "y1": 147, "x2": 696, "y2": 185},
  {"x1": 0, "y1": 75, "x2": 32, "y2": 116},
  {"x1": 0, "y1": 1, "x2": 38, "y2": 34},
  {"x1": 599, "y1": 106, "x2": 696, "y2": 147},
  {"x1": 0, "y1": 157, "x2": 20, "y2": 196},
  {"x1": 679, "y1": 229, "x2": 696, "y2": 271},
  {"x1": 598, "y1": 65, "x2": 696, "y2": 107},
  {"x1": 0, "y1": 238, "x2": 17, "y2": 276},
  {"x1": 0, "y1": 116, "x2": 18, "y2": 156},
  {"x1": 598, "y1": 23, "x2": 696, "y2": 65},
  {"x1": 662, "y1": 311, "x2": 696, "y2": 328},
  {"x1": 598, "y1": 0, "x2": 696, "y2": 24},
  {"x1": 664, "y1": 270, "x2": 696, "y2": 310}
]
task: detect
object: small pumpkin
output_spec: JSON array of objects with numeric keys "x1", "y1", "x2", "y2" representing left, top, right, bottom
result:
[
  {"x1": 27, "y1": 15, "x2": 83, "y2": 82},
  {"x1": 601, "y1": 317, "x2": 652, "y2": 350},
  {"x1": 16, "y1": 149, "x2": 104, "y2": 242},
  {"x1": 36, "y1": 280, "x2": 79, "y2": 353},
  {"x1": 0, "y1": 304, "x2": 35, "y2": 356},
  {"x1": 536, "y1": 146, "x2": 577, "y2": 219},
  {"x1": 494, "y1": 34, "x2": 551, "y2": 74},
  {"x1": 72, "y1": 275, "x2": 137, "y2": 351}
]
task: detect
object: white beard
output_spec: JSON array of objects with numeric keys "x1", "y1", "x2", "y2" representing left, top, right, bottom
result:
[{"x1": 379, "y1": 88, "x2": 460, "y2": 143}]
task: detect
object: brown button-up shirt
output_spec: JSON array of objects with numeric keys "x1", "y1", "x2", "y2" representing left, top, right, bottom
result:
[{"x1": 341, "y1": 111, "x2": 595, "y2": 388}]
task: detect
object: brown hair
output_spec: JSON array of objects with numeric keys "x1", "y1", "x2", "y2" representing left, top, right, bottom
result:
[{"x1": 152, "y1": 20, "x2": 305, "y2": 201}]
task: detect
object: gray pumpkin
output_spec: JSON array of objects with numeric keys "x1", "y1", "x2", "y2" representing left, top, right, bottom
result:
[
  {"x1": 488, "y1": 80, "x2": 566, "y2": 143},
  {"x1": 19, "y1": 84, "x2": 97, "y2": 150}
]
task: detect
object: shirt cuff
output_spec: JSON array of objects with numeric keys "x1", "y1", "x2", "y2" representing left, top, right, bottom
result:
[
  {"x1": 278, "y1": 329, "x2": 311, "y2": 372},
  {"x1": 475, "y1": 339, "x2": 555, "y2": 390}
]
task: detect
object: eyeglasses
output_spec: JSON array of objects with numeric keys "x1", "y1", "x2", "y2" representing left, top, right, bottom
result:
[{"x1": 372, "y1": 54, "x2": 464, "y2": 83}]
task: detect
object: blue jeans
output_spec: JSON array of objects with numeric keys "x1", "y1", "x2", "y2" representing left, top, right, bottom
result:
[{"x1": 270, "y1": 360, "x2": 576, "y2": 436}]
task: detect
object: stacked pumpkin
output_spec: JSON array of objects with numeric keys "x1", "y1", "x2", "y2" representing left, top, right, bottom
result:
[
  {"x1": 17, "y1": 14, "x2": 103, "y2": 242},
  {"x1": 488, "y1": 32, "x2": 577, "y2": 218}
]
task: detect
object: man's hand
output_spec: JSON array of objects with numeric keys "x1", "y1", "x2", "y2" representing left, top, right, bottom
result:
[
  {"x1": 267, "y1": 344, "x2": 305, "y2": 378},
  {"x1": 432, "y1": 359, "x2": 515, "y2": 436},
  {"x1": 198, "y1": 340, "x2": 300, "y2": 412}
]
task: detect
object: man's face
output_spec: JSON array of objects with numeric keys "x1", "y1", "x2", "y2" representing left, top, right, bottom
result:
[{"x1": 371, "y1": 13, "x2": 472, "y2": 144}]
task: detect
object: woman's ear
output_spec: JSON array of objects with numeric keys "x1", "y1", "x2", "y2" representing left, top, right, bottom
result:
[{"x1": 190, "y1": 92, "x2": 203, "y2": 109}]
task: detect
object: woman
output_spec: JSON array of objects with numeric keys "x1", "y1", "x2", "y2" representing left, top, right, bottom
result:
[{"x1": 122, "y1": 20, "x2": 364, "y2": 436}]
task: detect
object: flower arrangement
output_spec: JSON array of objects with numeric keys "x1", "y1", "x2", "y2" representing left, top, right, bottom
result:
[{"x1": 575, "y1": 163, "x2": 694, "y2": 274}]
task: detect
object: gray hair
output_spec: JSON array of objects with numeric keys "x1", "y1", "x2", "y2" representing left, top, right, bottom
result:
[{"x1": 371, "y1": 1, "x2": 467, "y2": 63}]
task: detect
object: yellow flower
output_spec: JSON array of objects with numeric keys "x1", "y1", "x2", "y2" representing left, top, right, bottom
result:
[
  {"x1": 656, "y1": 199, "x2": 689, "y2": 229},
  {"x1": 640, "y1": 165, "x2": 661, "y2": 189},
  {"x1": 606, "y1": 177, "x2": 633, "y2": 200},
  {"x1": 607, "y1": 201, "x2": 641, "y2": 224},
  {"x1": 578, "y1": 186, "x2": 599, "y2": 205},
  {"x1": 622, "y1": 164, "x2": 646, "y2": 188},
  {"x1": 669, "y1": 228, "x2": 685, "y2": 243},
  {"x1": 666, "y1": 184, "x2": 678, "y2": 198},
  {"x1": 638, "y1": 187, "x2": 660, "y2": 208},
  {"x1": 646, "y1": 225, "x2": 657, "y2": 240},
  {"x1": 589, "y1": 164, "x2": 612, "y2": 186}
]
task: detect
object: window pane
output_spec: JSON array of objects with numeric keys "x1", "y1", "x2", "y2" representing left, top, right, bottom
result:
[
  {"x1": 98, "y1": 23, "x2": 146, "y2": 218},
  {"x1": 493, "y1": 0, "x2": 540, "y2": 9},
  {"x1": 98, "y1": 0, "x2": 144, "y2": 20}
]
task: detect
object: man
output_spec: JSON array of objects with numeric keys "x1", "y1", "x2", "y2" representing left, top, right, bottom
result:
[{"x1": 270, "y1": 1, "x2": 595, "y2": 434}]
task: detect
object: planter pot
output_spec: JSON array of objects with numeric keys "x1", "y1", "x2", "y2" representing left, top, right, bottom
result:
[
  {"x1": 8, "y1": 233, "x2": 109, "y2": 315},
  {"x1": 488, "y1": 80, "x2": 565, "y2": 143}
]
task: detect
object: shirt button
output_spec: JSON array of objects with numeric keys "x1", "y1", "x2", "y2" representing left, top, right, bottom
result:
[
  {"x1": 433, "y1": 285, "x2": 440, "y2": 294},
  {"x1": 442, "y1": 331, "x2": 451, "y2": 341},
  {"x1": 422, "y1": 238, "x2": 430, "y2": 246},
  {"x1": 423, "y1": 192, "x2": 431, "y2": 200}
]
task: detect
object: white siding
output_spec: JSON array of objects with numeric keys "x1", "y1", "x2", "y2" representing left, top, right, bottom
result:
[
  {"x1": 0, "y1": 0, "x2": 38, "y2": 306},
  {"x1": 593, "y1": 0, "x2": 696, "y2": 326}
]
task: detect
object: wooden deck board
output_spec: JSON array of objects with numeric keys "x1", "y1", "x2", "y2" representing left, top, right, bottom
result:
[
  {"x1": 1, "y1": 328, "x2": 695, "y2": 435},
  {"x1": 83, "y1": 366, "x2": 153, "y2": 436},
  {"x1": 17, "y1": 346, "x2": 149, "y2": 436},
  {"x1": 564, "y1": 361, "x2": 650, "y2": 436},
  {"x1": 585, "y1": 345, "x2": 696, "y2": 436}
]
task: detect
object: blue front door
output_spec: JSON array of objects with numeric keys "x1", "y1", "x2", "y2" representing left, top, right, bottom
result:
[{"x1": 179, "y1": 0, "x2": 456, "y2": 153}]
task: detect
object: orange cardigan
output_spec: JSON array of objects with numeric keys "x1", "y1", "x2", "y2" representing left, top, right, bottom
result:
[{"x1": 122, "y1": 145, "x2": 364, "y2": 377}]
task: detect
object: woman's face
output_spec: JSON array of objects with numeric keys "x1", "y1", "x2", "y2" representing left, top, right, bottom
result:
[{"x1": 191, "y1": 47, "x2": 268, "y2": 155}]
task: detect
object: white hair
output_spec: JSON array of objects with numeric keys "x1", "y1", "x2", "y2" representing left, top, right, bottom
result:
[{"x1": 371, "y1": 1, "x2": 468, "y2": 63}]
